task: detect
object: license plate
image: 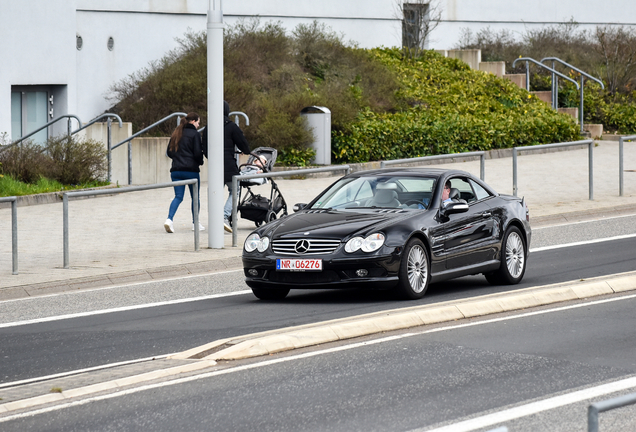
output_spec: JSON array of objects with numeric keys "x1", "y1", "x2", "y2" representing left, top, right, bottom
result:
[{"x1": 276, "y1": 259, "x2": 323, "y2": 271}]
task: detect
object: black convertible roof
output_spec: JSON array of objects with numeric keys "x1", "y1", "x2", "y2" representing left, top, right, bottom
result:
[{"x1": 346, "y1": 167, "x2": 472, "y2": 178}]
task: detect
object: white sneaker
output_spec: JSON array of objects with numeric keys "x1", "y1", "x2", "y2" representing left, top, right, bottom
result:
[
  {"x1": 164, "y1": 218, "x2": 174, "y2": 233},
  {"x1": 223, "y1": 219, "x2": 233, "y2": 233},
  {"x1": 192, "y1": 223, "x2": 205, "y2": 231}
]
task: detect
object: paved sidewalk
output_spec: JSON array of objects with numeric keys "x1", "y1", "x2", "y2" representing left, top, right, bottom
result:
[{"x1": 1, "y1": 140, "x2": 635, "y2": 300}]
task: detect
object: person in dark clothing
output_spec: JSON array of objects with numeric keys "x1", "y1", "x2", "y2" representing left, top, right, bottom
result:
[
  {"x1": 201, "y1": 101, "x2": 251, "y2": 233},
  {"x1": 164, "y1": 112, "x2": 204, "y2": 233}
]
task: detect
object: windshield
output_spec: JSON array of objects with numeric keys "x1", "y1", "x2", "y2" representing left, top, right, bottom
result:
[{"x1": 311, "y1": 175, "x2": 437, "y2": 210}]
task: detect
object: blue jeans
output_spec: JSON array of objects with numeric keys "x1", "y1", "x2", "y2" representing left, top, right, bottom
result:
[
  {"x1": 224, "y1": 182, "x2": 233, "y2": 220},
  {"x1": 168, "y1": 171, "x2": 200, "y2": 222}
]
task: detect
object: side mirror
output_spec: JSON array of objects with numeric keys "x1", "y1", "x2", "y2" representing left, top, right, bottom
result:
[
  {"x1": 440, "y1": 199, "x2": 469, "y2": 217},
  {"x1": 293, "y1": 203, "x2": 307, "y2": 212}
]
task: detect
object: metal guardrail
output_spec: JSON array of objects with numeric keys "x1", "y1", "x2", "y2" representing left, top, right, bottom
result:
[
  {"x1": 513, "y1": 140, "x2": 594, "y2": 200},
  {"x1": 231, "y1": 165, "x2": 351, "y2": 247},
  {"x1": 0, "y1": 196, "x2": 18, "y2": 275},
  {"x1": 62, "y1": 179, "x2": 199, "y2": 269},
  {"x1": 588, "y1": 391, "x2": 636, "y2": 432},
  {"x1": 619, "y1": 135, "x2": 636, "y2": 197},
  {"x1": 540, "y1": 57, "x2": 605, "y2": 133},
  {"x1": 0, "y1": 114, "x2": 82, "y2": 154},
  {"x1": 112, "y1": 112, "x2": 187, "y2": 185},
  {"x1": 381, "y1": 151, "x2": 486, "y2": 181}
]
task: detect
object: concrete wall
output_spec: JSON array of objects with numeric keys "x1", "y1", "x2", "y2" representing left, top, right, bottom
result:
[{"x1": 0, "y1": 0, "x2": 77, "y2": 137}]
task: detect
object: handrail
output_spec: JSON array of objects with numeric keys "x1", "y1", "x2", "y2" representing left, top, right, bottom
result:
[
  {"x1": 588, "y1": 391, "x2": 636, "y2": 432},
  {"x1": 62, "y1": 179, "x2": 200, "y2": 268},
  {"x1": 540, "y1": 57, "x2": 604, "y2": 88},
  {"x1": 541, "y1": 57, "x2": 605, "y2": 133},
  {"x1": 111, "y1": 112, "x2": 186, "y2": 185},
  {"x1": 0, "y1": 114, "x2": 82, "y2": 154},
  {"x1": 231, "y1": 165, "x2": 351, "y2": 247},
  {"x1": 0, "y1": 196, "x2": 18, "y2": 275},
  {"x1": 229, "y1": 111, "x2": 249, "y2": 127},
  {"x1": 381, "y1": 151, "x2": 486, "y2": 181},
  {"x1": 72, "y1": 113, "x2": 123, "y2": 134},
  {"x1": 512, "y1": 57, "x2": 580, "y2": 91}
]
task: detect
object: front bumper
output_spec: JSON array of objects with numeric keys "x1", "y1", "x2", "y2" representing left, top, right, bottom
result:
[{"x1": 242, "y1": 251, "x2": 402, "y2": 289}]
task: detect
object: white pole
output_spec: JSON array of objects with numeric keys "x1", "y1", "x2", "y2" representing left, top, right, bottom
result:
[{"x1": 207, "y1": 0, "x2": 224, "y2": 248}]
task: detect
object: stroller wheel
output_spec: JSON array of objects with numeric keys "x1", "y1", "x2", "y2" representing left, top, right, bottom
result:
[
  {"x1": 255, "y1": 221, "x2": 262, "y2": 227},
  {"x1": 266, "y1": 210, "x2": 277, "y2": 223}
]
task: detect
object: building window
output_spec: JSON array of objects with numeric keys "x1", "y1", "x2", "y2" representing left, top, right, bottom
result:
[
  {"x1": 402, "y1": 3, "x2": 429, "y2": 51},
  {"x1": 107, "y1": 37, "x2": 114, "y2": 51},
  {"x1": 76, "y1": 34, "x2": 83, "y2": 51}
]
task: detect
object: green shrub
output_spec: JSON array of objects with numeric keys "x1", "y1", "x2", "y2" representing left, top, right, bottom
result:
[
  {"x1": 0, "y1": 140, "x2": 53, "y2": 184},
  {"x1": 45, "y1": 136, "x2": 107, "y2": 185}
]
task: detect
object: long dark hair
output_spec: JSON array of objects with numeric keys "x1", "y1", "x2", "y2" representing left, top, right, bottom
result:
[{"x1": 169, "y1": 112, "x2": 199, "y2": 152}]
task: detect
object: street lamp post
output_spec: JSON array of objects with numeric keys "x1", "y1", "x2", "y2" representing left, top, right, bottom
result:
[{"x1": 207, "y1": 0, "x2": 224, "y2": 248}]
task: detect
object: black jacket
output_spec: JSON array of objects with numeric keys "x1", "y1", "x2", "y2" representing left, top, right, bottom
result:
[
  {"x1": 167, "y1": 124, "x2": 204, "y2": 173},
  {"x1": 201, "y1": 118, "x2": 251, "y2": 183}
]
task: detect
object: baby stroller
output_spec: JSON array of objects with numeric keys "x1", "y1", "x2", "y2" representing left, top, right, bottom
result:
[{"x1": 236, "y1": 147, "x2": 288, "y2": 227}]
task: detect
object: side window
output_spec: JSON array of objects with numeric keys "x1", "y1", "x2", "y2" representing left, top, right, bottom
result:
[
  {"x1": 448, "y1": 177, "x2": 476, "y2": 202},
  {"x1": 468, "y1": 179, "x2": 492, "y2": 201}
]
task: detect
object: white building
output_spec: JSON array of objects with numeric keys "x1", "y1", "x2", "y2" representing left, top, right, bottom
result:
[{"x1": 2, "y1": 0, "x2": 635, "y2": 143}]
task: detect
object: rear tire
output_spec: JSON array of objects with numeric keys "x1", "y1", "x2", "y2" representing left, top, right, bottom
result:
[
  {"x1": 249, "y1": 284, "x2": 290, "y2": 300},
  {"x1": 485, "y1": 226, "x2": 526, "y2": 285},
  {"x1": 396, "y1": 238, "x2": 430, "y2": 300}
]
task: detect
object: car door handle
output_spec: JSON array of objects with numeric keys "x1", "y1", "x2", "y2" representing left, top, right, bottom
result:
[{"x1": 481, "y1": 212, "x2": 492, "y2": 217}]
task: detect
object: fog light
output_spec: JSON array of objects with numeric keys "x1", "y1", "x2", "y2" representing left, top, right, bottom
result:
[
  {"x1": 356, "y1": 269, "x2": 368, "y2": 277},
  {"x1": 248, "y1": 269, "x2": 259, "y2": 276}
]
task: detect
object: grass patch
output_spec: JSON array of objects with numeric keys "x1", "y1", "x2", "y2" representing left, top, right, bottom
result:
[
  {"x1": 50, "y1": 387, "x2": 63, "y2": 393},
  {"x1": 0, "y1": 175, "x2": 110, "y2": 197}
]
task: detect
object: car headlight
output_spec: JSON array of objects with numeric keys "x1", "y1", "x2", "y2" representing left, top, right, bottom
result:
[
  {"x1": 345, "y1": 233, "x2": 385, "y2": 253},
  {"x1": 244, "y1": 234, "x2": 270, "y2": 253}
]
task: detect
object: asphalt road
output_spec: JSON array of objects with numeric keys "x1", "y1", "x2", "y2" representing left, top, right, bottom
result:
[
  {"x1": 3, "y1": 292, "x2": 636, "y2": 431},
  {"x1": 1, "y1": 215, "x2": 635, "y2": 385}
]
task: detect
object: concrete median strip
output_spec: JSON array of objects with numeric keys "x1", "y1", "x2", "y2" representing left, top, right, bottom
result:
[
  {"x1": 173, "y1": 270, "x2": 636, "y2": 362},
  {"x1": 1, "y1": 272, "x2": 635, "y2": 416}
]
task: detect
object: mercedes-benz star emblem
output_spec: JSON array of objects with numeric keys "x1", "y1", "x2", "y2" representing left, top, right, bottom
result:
[{"x1": 295, "y1": 239, "x2": 310, "y2": 254}]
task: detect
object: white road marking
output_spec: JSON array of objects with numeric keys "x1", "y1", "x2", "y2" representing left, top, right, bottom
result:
[
  {"x1": 0, "y1": 290, "x2": 251, "y2": 329},
  {"x1": 2, "y1": 292, "x2": 636, "y2": 423},
  {"x1": 530, "y1": 233, "x2": 636, "y2": 252},
  {"x1": 420, "y1": 377, "x2": 636, "y2": 432},
  {"x1": 0, "y1": 354, "x2": 173, "y2": 390}
]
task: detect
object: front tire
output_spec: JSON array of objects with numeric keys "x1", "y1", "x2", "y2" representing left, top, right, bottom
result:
[
  {"x1": 249, "y1": 283, "x2": 290, "y2": 300},
  {"x1": 486, "y1": 226, "x2": 527, "y2": 285},
  {"x1": 396, "y1": 238, "x2": 430, "y2": 300}
]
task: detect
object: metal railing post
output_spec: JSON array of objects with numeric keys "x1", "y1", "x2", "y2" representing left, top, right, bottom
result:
[
  {"x1": 67, "y1": 118, "x2": 72, "y2": 137},
  {"x1": 194, "y1": 179, "x2": 200, "y2": 251},
  {"x1": 128, "y1": 141, "x2": 133, "y2": 185},
  {"x1": 525, "y1": 60, "x2": 530, "y2": 90},
  {"x1": 512, "y1": 147, "x2": 518, "y2": 197},
  {"x1": 589, "y1": 139, "x2": 594, "y2": 200},
  {"x1": 63, "y1": 193, "x2": 69, "y2": 269},
  {"x1": 12, "y1": 199, "x2": 18, "y2": 275},
  {"x1": 107, "y1": 117, "x2": 112, "y2": 183},
  {"x1": 231, "y1": 175, "x2": 239, "y2": 248},
  {"x1": 551, "y1": 60, "x2": 556, "y2": 109},
  {"x1": 480, "y1": 153, "x2": 485, "y2": 181},
  {"x1": 1, "y1": 196, "x2": 19, "y2": 274},
  {"x1": 620, "y1": 136, "x2": 624, "y2": 197},
  {"x1": 580, "y1": 75, "x2": 585, "y2": 134}
]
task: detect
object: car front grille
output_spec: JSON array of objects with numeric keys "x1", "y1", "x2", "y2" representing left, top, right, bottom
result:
[{"x1": 272, "y1": 238, "x2": 341, "y2": 255}]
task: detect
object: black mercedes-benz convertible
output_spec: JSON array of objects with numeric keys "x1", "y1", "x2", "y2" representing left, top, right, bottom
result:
[{"x1": 242, "y1": 168, "x2": 531, "y2": 300}]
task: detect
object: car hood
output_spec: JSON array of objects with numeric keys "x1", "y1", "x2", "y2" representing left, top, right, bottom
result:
[{"x1": 263, "y1": 209, "x2": 409, "y2": 239}]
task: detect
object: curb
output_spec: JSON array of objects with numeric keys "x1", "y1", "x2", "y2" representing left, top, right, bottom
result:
[
  {"x1": 1, "y1": 271, "x2": 635, "y2": 416},
  {"x1": 172, "y1": 271, "x2": 636, "y2": 362}
]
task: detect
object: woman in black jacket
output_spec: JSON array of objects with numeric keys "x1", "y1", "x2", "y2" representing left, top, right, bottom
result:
[{"x1": 164, "y1": 112, "x2": 204, "y2": 233}]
